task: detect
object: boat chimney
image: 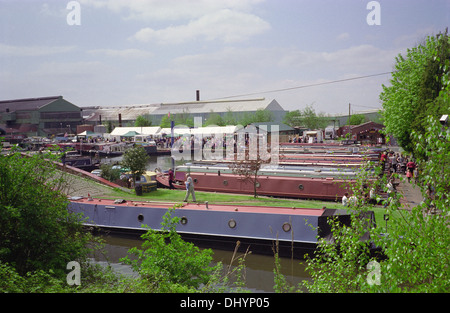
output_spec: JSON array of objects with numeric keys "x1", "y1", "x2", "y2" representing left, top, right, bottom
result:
[{"x1": 196, "y1": 90, "x2": 200, "y2": 101}]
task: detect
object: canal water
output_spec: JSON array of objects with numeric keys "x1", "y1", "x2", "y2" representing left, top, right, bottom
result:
[
  {"x1": 96, "y1": 154, "x2": 311, "y2": 292},
  {"x1": 90, "y1": 234, "x2": 311, "y2": 292}
]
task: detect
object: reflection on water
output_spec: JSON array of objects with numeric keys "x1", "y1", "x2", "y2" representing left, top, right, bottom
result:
[
  {"x1": 90, "y1": 234, "x2": 311, "y2": 293},
  {"x1": 101, "y1": 155, "x2": 181, "y2": 172}
]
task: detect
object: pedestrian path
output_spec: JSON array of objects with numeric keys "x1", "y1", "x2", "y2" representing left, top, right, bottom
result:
[{"x1": 397, "y1": 179, "x2": 423, "y2": 210}]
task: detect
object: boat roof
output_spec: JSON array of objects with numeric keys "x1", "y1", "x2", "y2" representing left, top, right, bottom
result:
[{"x1": 69, "y1": 197, "x2": 325, "y2": 217}]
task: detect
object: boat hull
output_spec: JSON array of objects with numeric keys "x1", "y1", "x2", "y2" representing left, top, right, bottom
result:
[
  {"x1": 68, "y1": 198, "x2": 348, "y2": 258},
  {"x1": 157, "y1": 172, "x2": 352, "y2": 200}
]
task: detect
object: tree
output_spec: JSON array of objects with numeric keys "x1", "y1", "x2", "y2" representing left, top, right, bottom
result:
[
  {"x1": 283, "y1": 105, "x2": 328, "y2": 129},
  {"x1": 300, "y1": 32, "x2": 450, "y2": 293},
  {"x1": 160, "y1": 114, "x2": 174, "y2": 128},
  {"x1": 100, "y1": 163, "x2": 121, "y2": 182},
  {"x1": 204, "y1": 111, "x2": 225, "y2": 126},
  {"x1": 121, "y1": 146, "x2": 150, "y2": 185},
  {"x1": 283, "y1": 110, "x2": 302, "y2": 127},
  {"x1": 349, "y1": 114, "x2": 367, "y2": 125},
  {"x1": 223, "y1": 107, "x2": 237, "y2": 125},
  {"x1": 135, "y1": 115, "x2": 152, "y2": 127},
  {"x1": 380, "y1": 30, "x2": 450, "y2": 153},
  {"x1": 0, "y1": 146, "x2": 92, "y2": 277}
]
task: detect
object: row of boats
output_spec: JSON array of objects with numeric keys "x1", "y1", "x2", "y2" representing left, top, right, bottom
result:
[
  {"x1": 68, "y1": 142, "x2": 384, "y2": 258},
  {"x1": 156, "y1": 142, "x2": 382, "y2": 201}
]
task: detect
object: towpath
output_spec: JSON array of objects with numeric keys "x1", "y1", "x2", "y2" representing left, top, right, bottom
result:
[{"x1": 397, "y1": 177, "x2": 424, "y2": 210}]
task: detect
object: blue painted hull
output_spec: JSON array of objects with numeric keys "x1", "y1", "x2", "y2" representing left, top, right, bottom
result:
[{"x1": 68, "y1": 199, "x2": 350, "y2": 258}]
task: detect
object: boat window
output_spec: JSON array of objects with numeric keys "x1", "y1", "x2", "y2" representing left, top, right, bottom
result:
[
  {"x1": 282, "y1": 222, "x2": 291, "y2": 232},
  {"x1": 228, "y1": 219, "x2": 237, "y2": 229},
  {"x1": 137, "y1": 214, "x2": 144, "y2": 222}
]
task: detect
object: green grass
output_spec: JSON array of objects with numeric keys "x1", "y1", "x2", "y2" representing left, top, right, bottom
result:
[{"x1": 107, "y1": 187, "x2": 344, "y2": 209}]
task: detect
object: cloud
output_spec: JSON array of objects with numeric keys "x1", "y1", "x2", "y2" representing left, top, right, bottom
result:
[
  {"x1": 0, "y1": 43, "x2": 75, "y2": 57},
  {"x1": 79, "y1": 0, "x2": 264, "y2": 21},
  {"x1": 277, "y1": 44, "x2": 400, "y2": 76},
  {"x1": 336, "y1": 32, "x2": 350, "y2": 41},
  {"x1": 88, "y1": 48, "x2": 153, "y2": 58},
  {"x1": 130, "y1": 9, "x2": 270, "y2": 44}
]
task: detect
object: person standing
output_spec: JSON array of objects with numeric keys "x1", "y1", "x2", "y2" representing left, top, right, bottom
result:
[
  {"x1": 406, "y1": 159, "x2": 416, "y2": 183},
  {"x1": 183, "y1": 174, "x2": 196, "y2": 202},
  {"x1": 168, "y1": 168, "x2": 175, "y2": 189},
  {"x1": 342, "y1": 192, "x2": 349, "y2": 207}
]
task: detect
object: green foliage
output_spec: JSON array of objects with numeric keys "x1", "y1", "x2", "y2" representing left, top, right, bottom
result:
[
  {"x1": 0, "y1": 149, "x2": 92, "y2": 277},
  {"x1": 283, "y1": 104, "x2": 328, "y2": 129},
  {"x1": 121, "y1": 208, "x2": 219, "y2": 289},
  {"x1": 204, "y1": 111, "x2": 225, "y2": 126},
  {"x1": 380, "y1": 30, "x2": 450, "y2": 153},
  {"x1": 121, "y1": 145, "x2": 150, "y2": 183},
  {"x1": 349, "y1": 114, "x2": 367, "y2": 125},
  {"x1": 300, "y1": 160, "x2": 383, "y2": 293},
  {"x1": 369, "y1": 116, "x2": 449, "y2": 293},
  {"x1": 135, "y1": 115, "x2": 152, "y2": 127},
  {"x1": 100, "y1": 163, "x2": 121, "y2": 182}
]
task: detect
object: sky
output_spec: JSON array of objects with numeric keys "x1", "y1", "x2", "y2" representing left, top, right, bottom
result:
[{"x1": 0, "y1": 0, "x2": 449, "y2": 115}]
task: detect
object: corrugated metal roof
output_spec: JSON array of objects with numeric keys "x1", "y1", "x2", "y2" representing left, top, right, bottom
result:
[
  {"x1": 0, "y1": 96, "x2": 61, "y2": 112},
  {"x1": 83, "y1": 105, "x2": 159, "y2": 121},
  {"x1": 82, "y1": 98, "x2": 285, "y2": 121},
  {"x1": 154, "y1": 98, "x2": 278, "y2": 114}
]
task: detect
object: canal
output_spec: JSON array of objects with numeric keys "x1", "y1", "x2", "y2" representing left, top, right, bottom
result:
[{"x1": 90, "y1": 234, "x2": 311, "y2": 292}]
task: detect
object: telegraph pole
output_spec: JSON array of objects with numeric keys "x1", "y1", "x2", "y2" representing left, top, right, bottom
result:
[{"x1": 348, "y1": 103, "x2": 351, "y2": 125}]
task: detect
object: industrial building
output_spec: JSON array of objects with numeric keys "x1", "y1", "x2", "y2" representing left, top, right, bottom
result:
[
  {"x1": 0, "y1": 96, "x2": 82, "y2": 138},
  {"x1": 82, "y1": 98, "x2": 287, "y2": 127}
]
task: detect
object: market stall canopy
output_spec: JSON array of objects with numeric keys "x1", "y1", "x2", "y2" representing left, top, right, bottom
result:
[
  {"x1": 110, "y1": 126, "x2": 161, "y2": 137},
  {"x1": 121, "y1": 130, "x2": 141, "y2": 137}
]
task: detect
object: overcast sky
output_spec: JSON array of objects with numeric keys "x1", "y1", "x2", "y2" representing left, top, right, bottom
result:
[{"x1": 0, "y1": 0, "x2": 449, "y2": 115}]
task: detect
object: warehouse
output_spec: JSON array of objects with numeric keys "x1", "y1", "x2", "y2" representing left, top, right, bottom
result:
[
  {"x1": 0, "y1": 96, "x2": 82, "y2": 137},
  {"x1": 82, "y1": 98, "x2": 287, "y2": 127}
]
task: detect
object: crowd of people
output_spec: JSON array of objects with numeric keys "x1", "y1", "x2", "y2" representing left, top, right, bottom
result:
[
  {"x1": 380, "y1": 150, "x2": 417, "y2": 182},
  {"x1": 342, "y1": 149, "x2": 418, "y2": 208}
]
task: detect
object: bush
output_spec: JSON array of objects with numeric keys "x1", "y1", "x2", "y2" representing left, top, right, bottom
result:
[{"x1": 121, "y1": 208, "x2": 219, "y2": 289}]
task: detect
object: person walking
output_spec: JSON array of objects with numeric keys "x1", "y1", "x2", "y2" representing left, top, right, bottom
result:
[{"x1": 183, "y1": 173, "x2": 196, "y2": 202}]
